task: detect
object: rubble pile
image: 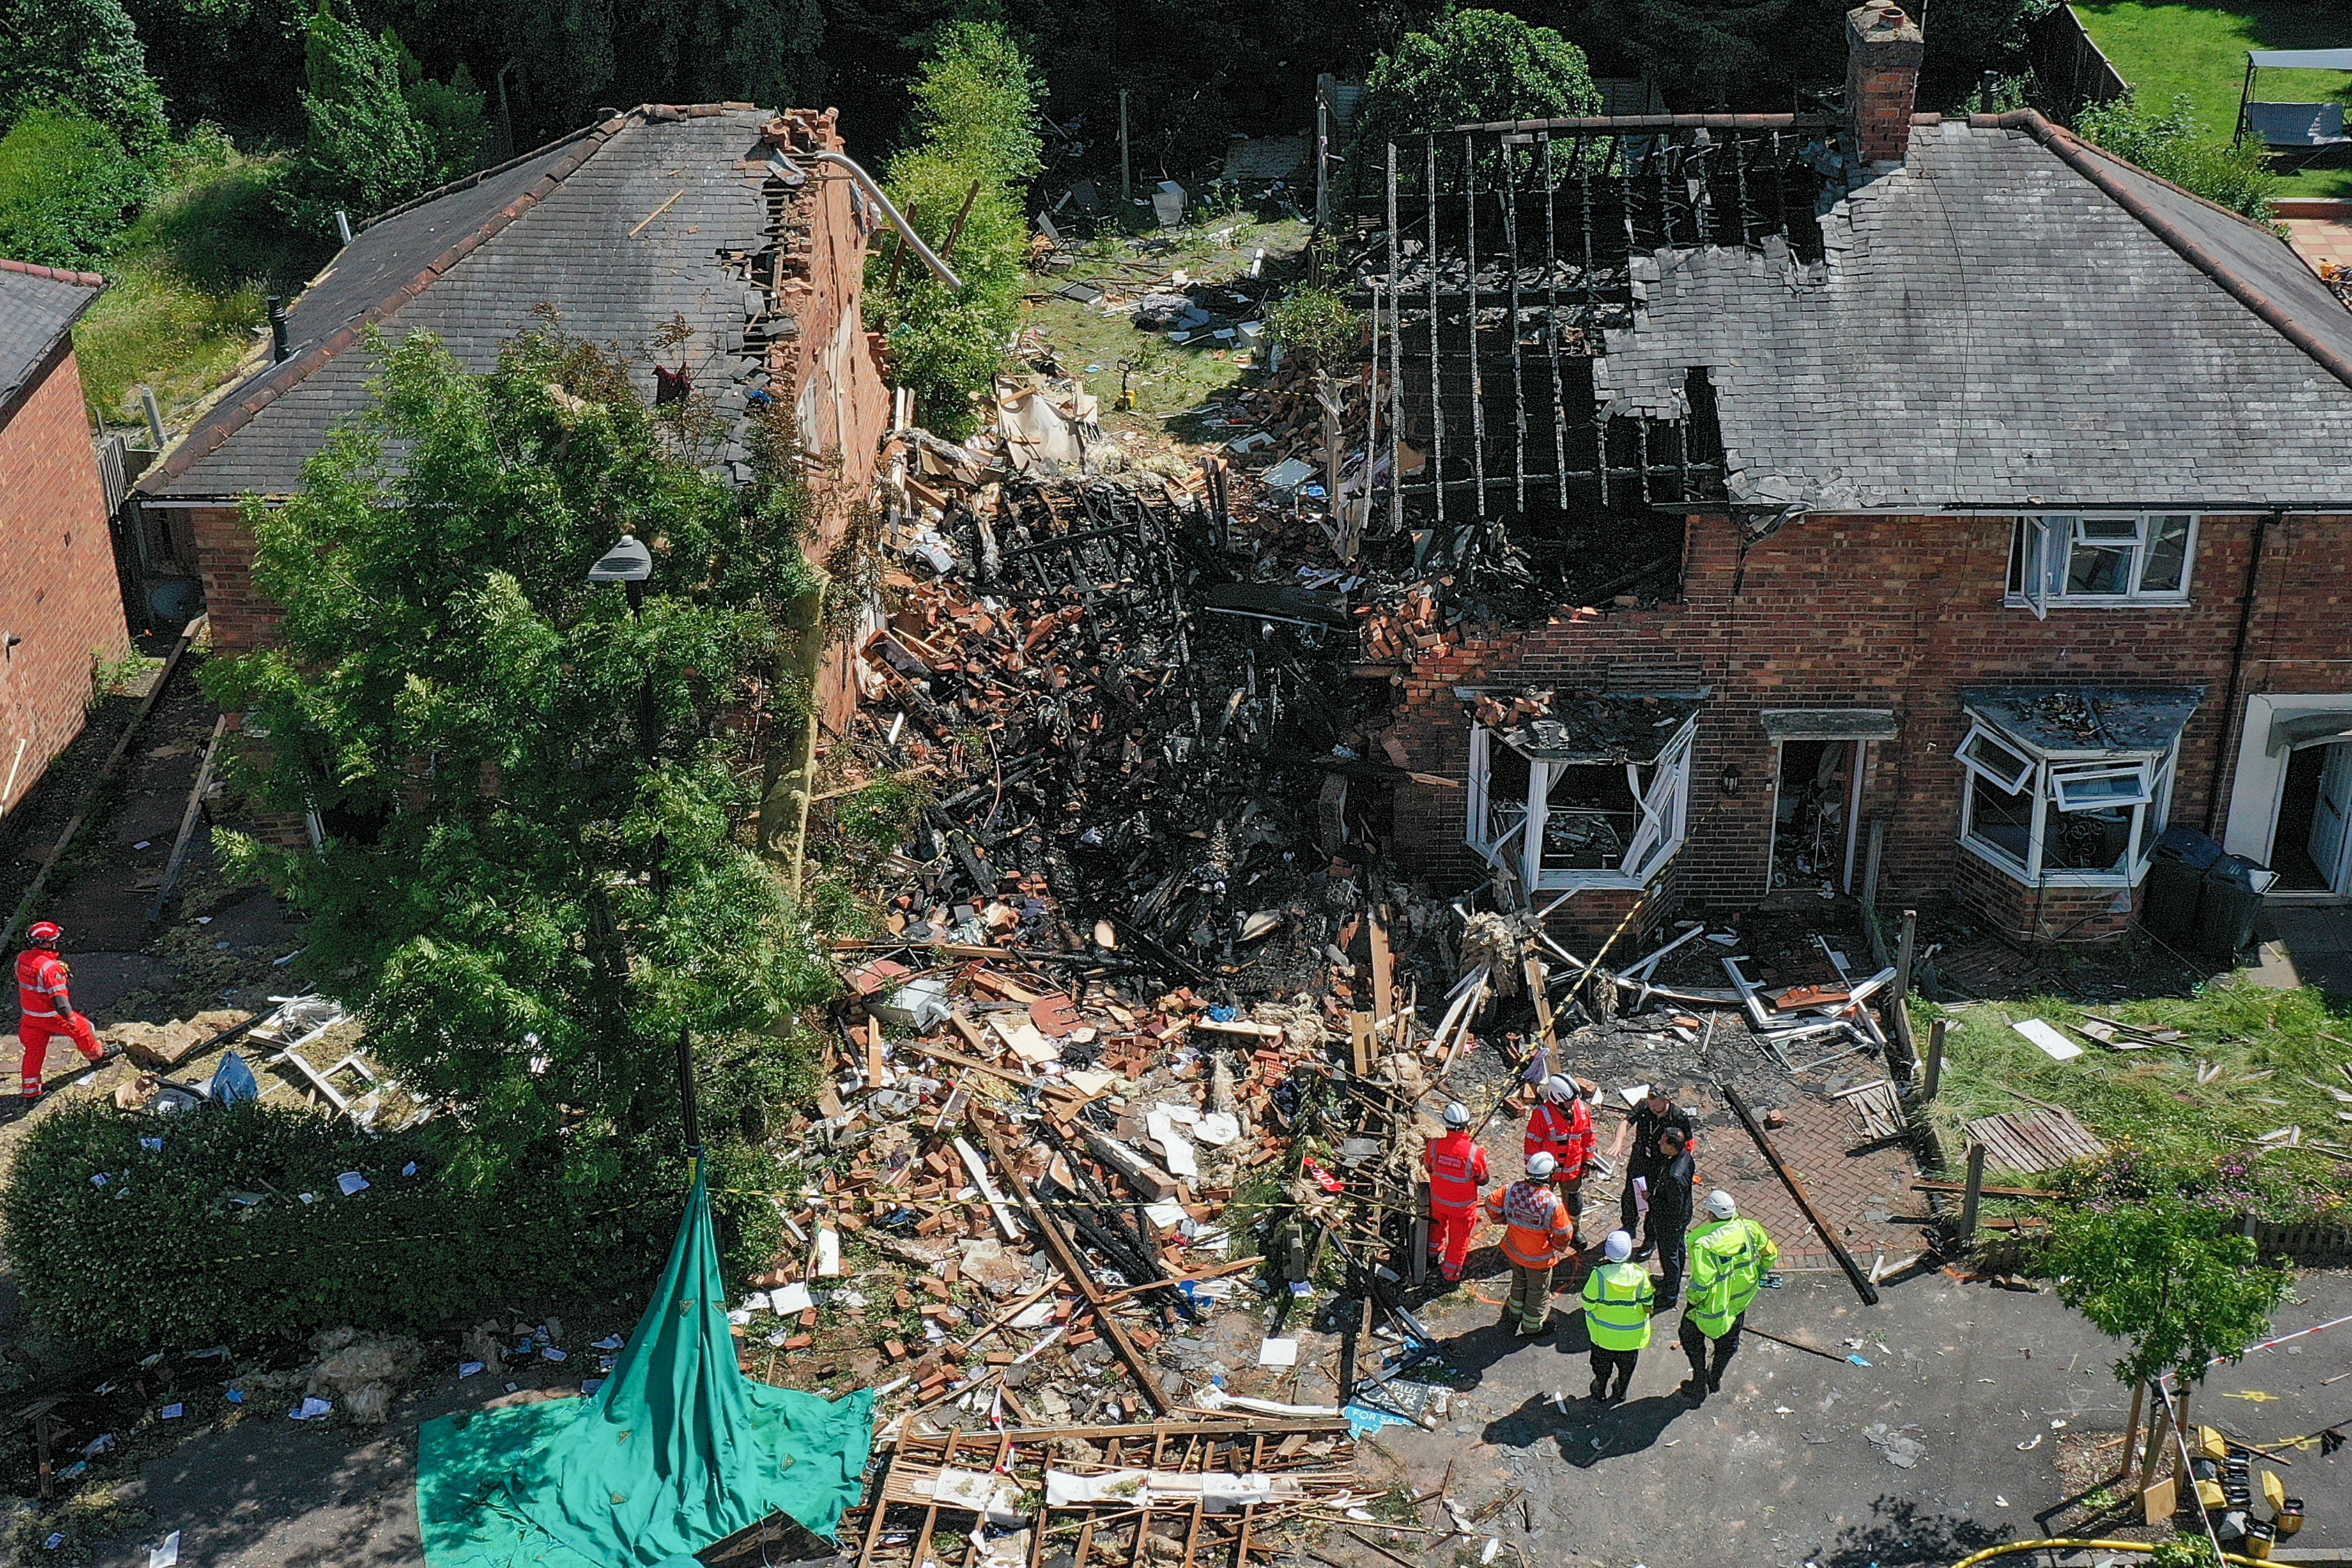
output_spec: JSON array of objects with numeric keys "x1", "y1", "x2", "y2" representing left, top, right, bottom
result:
[{"x1": 864, "y1": 470, "x2": 1399, "y2": 999}]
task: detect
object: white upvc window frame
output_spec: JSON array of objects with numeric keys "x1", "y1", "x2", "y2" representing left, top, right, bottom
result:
[
  {"x1": 2005, "y1": 513, "x2": 2197, "y2": 617},
  {"x1": 1958, "y1": 720, "x2": 2177, "y2": 886},
  {"x1": 1466, "y1": 716, "x2": 1697, "y2": 891}
]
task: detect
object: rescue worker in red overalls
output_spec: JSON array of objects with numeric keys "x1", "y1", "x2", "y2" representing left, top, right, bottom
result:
[
  {"x1": 1424, "y1": 1100, "x2": 1490, "y2": 1283},
  {"x1": 1525, "y1": 1073, "x2": 1597, "y2": 1227},
  {"x1": 16, "y1": 921, "x2": 108, "y2": 1100}
]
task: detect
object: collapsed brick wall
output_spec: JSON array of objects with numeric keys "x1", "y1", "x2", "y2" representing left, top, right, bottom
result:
[
  {"x1": 760, "y1": 108, "x2": 894, "y2": 733},
  {"x1": 0, "y1": 345, "x2": 132, "y2": 813},
  {"x1": 1383, "y1": 511, "x2": 2352, "y2": 946}
]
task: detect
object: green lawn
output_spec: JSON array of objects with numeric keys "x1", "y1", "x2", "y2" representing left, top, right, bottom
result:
[
  {"x1": 2074, "y1": 1, "x2": 2352, "y2": 196},
  {"x1": 1918, "y1": 978, "x2": 2352, "y2": 1217},
  {"x1": 76, "y1": 145, "x2": 329, "y2": 433}
]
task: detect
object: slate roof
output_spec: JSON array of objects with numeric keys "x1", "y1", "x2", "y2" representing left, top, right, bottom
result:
[
  {"x1": 1593, "y1": 116, "x2": 2352, "y2": 510},
  {"x1": 0, "y1": 259, "x2": 106, "y2": 417},
  {"x1": 143, "y1": 105, "x2": 778, "y2": 500}
]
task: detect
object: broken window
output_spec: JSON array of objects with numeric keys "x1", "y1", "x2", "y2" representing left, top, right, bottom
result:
[
  {"x1": 1463, "y1": 689, "x2": 1702, "y2": 891},
  {"x1": 1955, "y1": 691, "x2": 2193, "y2": 886},
  {"x1": 2006, "y1": 514, "x2": 2196, "y2": 615}
]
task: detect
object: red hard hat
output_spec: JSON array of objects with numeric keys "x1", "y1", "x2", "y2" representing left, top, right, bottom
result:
[{"x1": 26, "y1": 921, "x2": 61, "y2": 946}]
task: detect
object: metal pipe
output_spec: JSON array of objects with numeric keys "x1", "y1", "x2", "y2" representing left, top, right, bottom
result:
[
  {"x1": 1385, "y1": 143, "x2": 1404, "y2": 539},
  {"x1": 1463, "y1": 132, "x2": 1486, "y2": 522},
  {"x1": 2205, "y1": 509, "x2": 2275, "y2": 835},
  {"x1": 1542, "y1": 134, "x2": 1569, "y2": 509},
  {"x1": 769, "y1": 146, "x2": 964, "y2": 290},
  {"x1": 1426, "y1": 136, "x2": 1445, "y2": 530}
]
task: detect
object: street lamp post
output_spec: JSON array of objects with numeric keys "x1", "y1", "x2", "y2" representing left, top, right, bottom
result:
[{"x1": 587, "y1": 534, "x2": 702, "y2": 1155}]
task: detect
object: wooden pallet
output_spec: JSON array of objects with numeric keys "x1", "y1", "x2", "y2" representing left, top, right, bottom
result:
[
  {"x1": 849, "y1": 1421, "x2": 1357, "y2": 1568},
  {"x1": 1835, "y1": 1079, "x2": 1906, "y2": 1144},
  {"x1": 1961, "y1": 1107, "x2": 2107, "y2": 1174}
]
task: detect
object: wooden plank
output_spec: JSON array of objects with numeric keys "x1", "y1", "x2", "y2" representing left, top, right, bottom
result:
[
  {"x1": 979, "y1": 1122, "x2": 1172, "y2": 1416},
  {"x1": 1368, "y1": 913, "x2": 1394, "y2": 1029},
  {"x1": 907, "y1": 1427, "x2": 962, "y2": 1568},
  {"x1": 1348, "y1": 1011, "x2": 1373, "y2": 1078}
]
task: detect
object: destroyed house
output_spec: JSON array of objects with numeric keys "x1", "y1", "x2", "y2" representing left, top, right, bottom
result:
[
  {"x1": 1358, "y1": 2, "x2": 2352, "y2": 946},
  {"x1": 130, "y1": 104, "x2": 891, "y2": 723}
]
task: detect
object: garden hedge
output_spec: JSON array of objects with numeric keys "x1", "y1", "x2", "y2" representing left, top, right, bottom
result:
[{"x1": 3, "y1": 1099, "x2": 783, "y2": 1355}]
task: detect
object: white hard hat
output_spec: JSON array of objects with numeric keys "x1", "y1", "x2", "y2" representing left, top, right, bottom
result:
[
  {"x1": 1705, "y1": 1189, "x2": 1737, "y2": 1219},
  {"x1": 1542, "y1": 1074, "x2": 1573, "y2": 1102},
  {"x1": 1525, "y1": 1152, "x2": 1558, "y2": 1178},
  {"x1": 1443, "y1": 1101, "x2": 1470, "y2": 1128},
  {"x1": 1604, "y1": 1229, "x2": 1634, "y2": 1263}
]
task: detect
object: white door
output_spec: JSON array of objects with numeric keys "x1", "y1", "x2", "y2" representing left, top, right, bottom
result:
[{"x1": 2310, "y1": 744, "x2": 2352, "y2": 896}]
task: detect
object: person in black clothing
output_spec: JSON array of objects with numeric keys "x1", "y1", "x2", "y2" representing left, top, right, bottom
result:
[
  {"x1": 1646, "y1": 1125, "x2": 1697, "y2": 1309},
  {"x1": 1608, "y1": 1085, "x2": 1697, "y2": 1256}
]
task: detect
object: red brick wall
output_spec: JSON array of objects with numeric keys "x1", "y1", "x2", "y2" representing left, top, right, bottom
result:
[
  {"x1": 1384, "y1": 512, "x2": 2352, "y2": 945},
  {"x1": 0, "y1": 344, "x2": 131, "y2": 813},
  {"x1": 184, "y1": 502, "x2": 266, "y2": 654}
]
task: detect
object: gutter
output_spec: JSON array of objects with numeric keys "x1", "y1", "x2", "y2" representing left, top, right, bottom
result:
[{"x1": 1976, "y1": 109, "x2": 2352, "y2": 396}]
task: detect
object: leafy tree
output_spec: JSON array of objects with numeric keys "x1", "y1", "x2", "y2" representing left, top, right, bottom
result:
[
  {"x1": 0, "y1": 110, "x2": 154, "y2": 268},
  {"x1": 282, "y1": 0, "x2": 487, "y2": 234},
  {"x1": 387, "y1": 32, "x2": 489, "y2": 184},
  {"x1": 202, "y1": 325, "x2": 833, "y2": 1166},
  {"x1": 2046, "y1": 1192, "x2": 2288, "y2": 1392},
  {"x1": 0, "y1": 0, "x2": 170, "y2": 153},
  {"x1": 2045, "y1": 1186, "x2": 2290, "y2": 1488},
  {"x1": 2077, "y1": 91, "x2": 2278, "y2": 223},
  {"x1": 613, "y1": 0, "x2": 826, "y2": 123},
  {"x1": 285, "y1": 0, "x2": 433, "y2": 229},
  {"x1": 1356, "y1": 9, "x2": 1601, "y2": 151},
  {"x1": 870, "y1": 22, "x2": 1042, "y2": 437}
]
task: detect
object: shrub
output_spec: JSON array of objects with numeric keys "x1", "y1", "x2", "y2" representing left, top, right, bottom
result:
[
  {"x1": 2076, "y1": 92, "x2": 2277, "y2": 224},
  {"x1": 0, "y1": 110, "x2": 153, "y2": 269},
  {"x1": 0, "y1": 0, "x2": 169, "y2": 154},
  {"x1": 869, "y1": 22, "x2": 1042, "y2": 437},
  {"x1": 3, "y1": 1098, "x2": 784, "y2": 1355},
  {"x1": 1264, "y1": 287, "x2": 1362, "y2": 368}
]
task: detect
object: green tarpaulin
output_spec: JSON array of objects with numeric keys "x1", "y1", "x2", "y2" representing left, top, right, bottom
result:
[{"x1": 417, "y1": 1169, "x2": 875, "y2": 1568}]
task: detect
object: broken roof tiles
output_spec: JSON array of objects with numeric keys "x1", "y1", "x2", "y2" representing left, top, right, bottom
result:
[{"x1": 1960, "y1": 684, "x2": 2206, "y2": 754}]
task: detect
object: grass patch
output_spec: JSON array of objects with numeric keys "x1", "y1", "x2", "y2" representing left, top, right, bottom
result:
[
  {"x1": 1920, "y1": 978, "x2": 2352, "y2": 1213},
  {"x1": 2074, "y1": 0, "x2": 2352, "y2": 197},
  {"x1": 77, "y1": 144, "x2": 329, "y2": 431},
  {"x1": 1019, "y1": 213, "x2": 1310, "y2": 452}
]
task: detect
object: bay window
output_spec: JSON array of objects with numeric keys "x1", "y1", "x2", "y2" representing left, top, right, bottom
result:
[
  {"x1": 1464, "y1": 689, "x2": 1702, "y2": 891},
  {"x1": 1955, "y1": 686, "x2": 2203, "y2": 886}
]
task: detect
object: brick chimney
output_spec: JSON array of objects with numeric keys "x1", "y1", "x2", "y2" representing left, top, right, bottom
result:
[{"x1": 1847, "y1": 1, "x2": 1924, "y2": 164}]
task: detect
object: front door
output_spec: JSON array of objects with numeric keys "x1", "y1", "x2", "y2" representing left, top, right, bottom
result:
[{"x1": 2310, "y1": 743, "x2": 2352, "y2": 896}]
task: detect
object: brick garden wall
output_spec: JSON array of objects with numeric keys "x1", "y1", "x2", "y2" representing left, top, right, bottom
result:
[
  {"x1": 1384, "y1": 511, "x2": 2352, "y2": 946},
  {"x1": 0, "y1": 345, "x2": 132, "y2": 813}
]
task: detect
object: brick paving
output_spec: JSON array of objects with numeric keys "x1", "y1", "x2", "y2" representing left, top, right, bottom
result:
[{"x1": 1463, "y1": 1079, "x2": 1929, "y2": 1277}]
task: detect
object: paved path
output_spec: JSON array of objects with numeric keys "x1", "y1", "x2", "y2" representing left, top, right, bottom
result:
[{"x1": 1345, "y1": 1269, "x2": 2351, "y2": 1568}]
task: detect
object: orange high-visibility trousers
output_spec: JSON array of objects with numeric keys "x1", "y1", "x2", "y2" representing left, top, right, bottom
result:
[{"x1": 19, "y1": 1011, "x2": 101, "y2": 1094}]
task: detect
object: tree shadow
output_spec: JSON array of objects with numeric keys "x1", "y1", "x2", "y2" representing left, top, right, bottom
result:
[{"x1": 1810, "y1": 1496, "x2": 2011, "y2": 1568}]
